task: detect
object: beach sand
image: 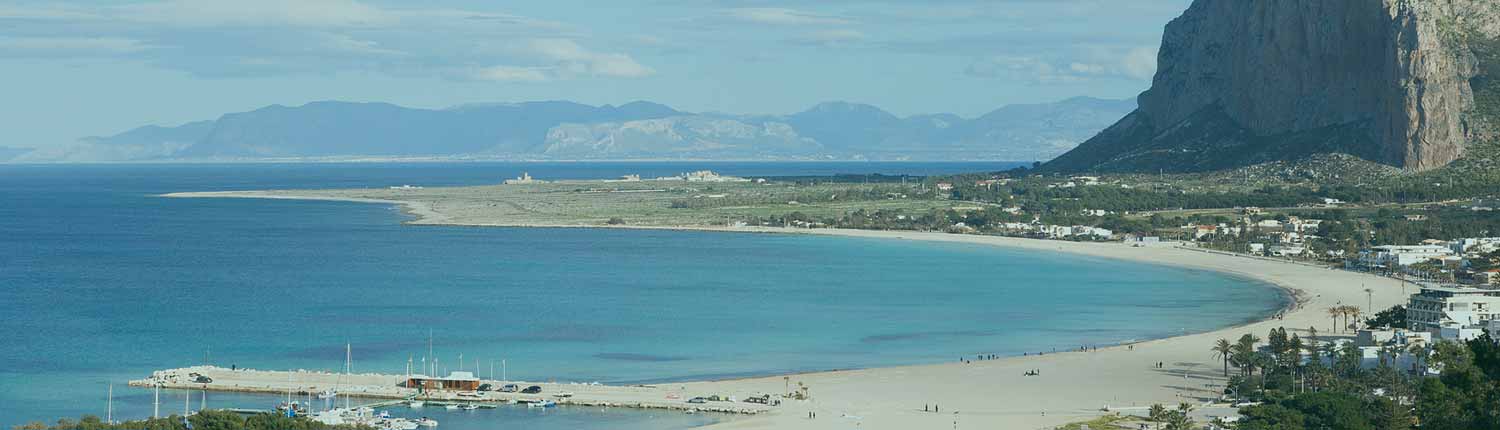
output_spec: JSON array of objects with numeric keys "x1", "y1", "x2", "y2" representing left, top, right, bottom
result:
[{"x1": 164, "y1": 191, "x2": 1409, "y2": 429}]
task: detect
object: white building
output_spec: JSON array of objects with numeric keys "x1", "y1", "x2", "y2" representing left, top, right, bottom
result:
[
  {"x1": 504, "y1": 172, "x2": 546, "y2": 184},
  {"x1": 1269, "y1": 244, "x2": 1306, "y2": 257},
  {"x1": 1356, "y1": 328, "x2": 1431, "y2": 347},
  {"x1": 1407, "y1": 285, "x2": 1500, "y2": 335},
  {"x1": 1360, "y1": 245, "x2": 1454, "y2": 268},
  {"x1": 1452, "y1": 237, "x2": 1500, "y2": 256}
]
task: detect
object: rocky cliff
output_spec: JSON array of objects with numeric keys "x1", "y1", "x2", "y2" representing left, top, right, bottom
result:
[{"x1": 1045, "y1": 0, "x2": 1500, "y2": 173}]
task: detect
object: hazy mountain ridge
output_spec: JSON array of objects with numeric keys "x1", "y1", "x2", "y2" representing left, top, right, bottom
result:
[{"x1": 18, "y1": 97, "x2": 1134, "y2": 162}]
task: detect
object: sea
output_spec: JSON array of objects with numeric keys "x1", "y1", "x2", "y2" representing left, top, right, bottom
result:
[{"x1": 0, "y1": 161, "x2": 1287, "y2": 429}]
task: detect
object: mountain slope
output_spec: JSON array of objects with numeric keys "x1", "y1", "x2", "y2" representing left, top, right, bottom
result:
[{"x1": 1044, "y1": 0, "x2": 1500, "y2": 174}]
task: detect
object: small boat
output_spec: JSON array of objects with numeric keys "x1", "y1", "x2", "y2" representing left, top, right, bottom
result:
[
  {"x1": 317, "y1": 389, "x2": 338, "y2": 399},
  {"x1": 417, "y1": 418, "x2": 439, "y2": 427},
  {"x1": 459, "y1": 403, "x2": 480, "y2": 411},
  {"x1": 408, "y1": 400, "x2": 425, "y2": 407},
  {"x1": 444, "y1": 404, "x2": 460, "y2": 410},
  {"x1": 527, "y1": 400, "x2": 557, "y2": 408}
]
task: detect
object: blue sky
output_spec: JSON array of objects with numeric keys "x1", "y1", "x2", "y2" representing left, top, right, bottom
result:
[{"x1": 0, "y1": 0, "x2": 1191, "y2": 148}]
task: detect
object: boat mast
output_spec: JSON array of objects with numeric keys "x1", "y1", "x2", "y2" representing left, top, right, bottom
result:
[
  {"x1": 153, "y1": 383, "x2": 160, "y2": 419},
  {"x1": 107, "y1": 384, "x2": 113, "y2": 424}
]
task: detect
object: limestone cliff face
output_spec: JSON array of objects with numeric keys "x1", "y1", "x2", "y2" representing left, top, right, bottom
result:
[{"x1": 1046, "y1": 0, "x2": 1500, "y2": 173}]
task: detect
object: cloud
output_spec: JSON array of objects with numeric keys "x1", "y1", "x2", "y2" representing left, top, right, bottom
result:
[
  {"x1": 725, "y1": 8, "x2": 853, "y2": 26},
  {"x1": 792, "y1": 29, "x2": 867, "y2": 46},
  {"x1": 1120, "y1": 45, "x2": 1158, "y2": 80},
  {"x1": 964, "y1": 44, "x2": 1158, "y2": 84},
  {"x1": 527, "y1": 39, "x2": 655, "y2": 78},
  {"x1": 468, "y1": 66, "x2": 552, "y2": 83},
  {"x1": 457, "y1": 39, "x2": 654, "y2": 82},
  {"x1": 0, "y1": 36, "x2": 154, "y2": 56},
  {"x1": 0, "y1": 0, "x2": 644, "y2": 83}
]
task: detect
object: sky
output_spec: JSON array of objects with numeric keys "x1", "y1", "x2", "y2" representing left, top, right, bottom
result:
[{"x1": 0, "y1": 0, "x2": 1192, "y2": 149}]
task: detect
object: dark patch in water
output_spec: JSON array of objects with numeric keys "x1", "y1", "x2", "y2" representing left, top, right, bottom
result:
[{"x1": 594, "y1": 353, "x2": 689, "y2": 362}]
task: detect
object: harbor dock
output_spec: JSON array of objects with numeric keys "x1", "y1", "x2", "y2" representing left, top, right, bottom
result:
[{"x1": 128, "y1": 366, "x2": 772, "y2": 415}]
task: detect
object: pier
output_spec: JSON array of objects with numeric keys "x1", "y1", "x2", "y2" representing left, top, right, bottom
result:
[{"x1": 129, "y1": 366, "x2": 771, "y2": 415}]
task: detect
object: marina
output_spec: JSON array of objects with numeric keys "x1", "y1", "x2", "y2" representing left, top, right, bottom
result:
[{"x1": 129, "y1": 366, "x2": 772, "y2": 418}]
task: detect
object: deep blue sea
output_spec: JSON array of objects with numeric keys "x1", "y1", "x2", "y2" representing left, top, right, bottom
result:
[{"x1": 0, "y1": 162, "x2": 1285, "y2": 429}]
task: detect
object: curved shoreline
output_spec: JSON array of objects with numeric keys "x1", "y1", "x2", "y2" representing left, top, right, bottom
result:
[{"x1": 162, "y1": 191, "x2": 1406, "y2": 429}]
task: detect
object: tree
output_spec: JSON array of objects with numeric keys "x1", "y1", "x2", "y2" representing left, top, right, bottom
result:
[
  {"x1": 1213, "y1": 338, "x2": 1235, "y2": 377},
  {"x1": 1148, "y1": 403, "x2": 1167, "y2": 423},
  {"x1": 1164, "y1": 403, "x2": 1195, "y2": 430},
  {"x1": 1329, "y1": 307, "x2": 1343, "y2": 332}
]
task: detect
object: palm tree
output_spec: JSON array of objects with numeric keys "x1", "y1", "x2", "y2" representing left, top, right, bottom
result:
[
  {"x1": 1327, "y1": 307, "x2": 1342, "y2": 332},
  {"x1": 1234, "y1": 334, "x2": 1261, "y2": 377},
  {"x1": 1211, "y1": 338, "x2": 1233, "y2": 377},
  {"x1": 1408, "y1": 343, "x2": 1428, "y2": 374},
  {"x1": 1148, "y1": 403, "x2": 1167, "y2": 422}
]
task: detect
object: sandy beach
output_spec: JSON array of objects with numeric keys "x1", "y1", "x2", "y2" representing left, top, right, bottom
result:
[{"x1": 163, "y1": 191, "x2": 1409, "y2": 429}]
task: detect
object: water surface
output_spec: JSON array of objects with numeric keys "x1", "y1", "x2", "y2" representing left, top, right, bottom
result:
[{"x1": 0, "y1": 162, "x2": 1283, "y2": 427}]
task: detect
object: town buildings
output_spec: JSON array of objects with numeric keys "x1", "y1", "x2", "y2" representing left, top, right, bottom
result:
[{"x1": 1407, "y1": 286, "x2": 1500, "y2": 340}]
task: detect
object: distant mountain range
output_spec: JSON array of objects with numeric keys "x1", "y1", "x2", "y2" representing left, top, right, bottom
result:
[{"x1": 8, "y1": 97, "x2": 1135, "y2": 163}]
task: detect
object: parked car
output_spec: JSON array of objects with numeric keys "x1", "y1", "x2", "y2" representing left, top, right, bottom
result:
[
  {"x1": 687, "y1": 397, "x2": 708, "y2": 404},
  {"x1": 500, "y1": 384, "x2": 520, "y2": 393},
  {"x1": 477, "y1": 383, "x2": 493, "y2": 392},
  {"x1": 521, "y1": 385, "x2": 542, "y2": 394},
  {"x1": 192, "y1": 375, "x2": 212, "y2": 384}
]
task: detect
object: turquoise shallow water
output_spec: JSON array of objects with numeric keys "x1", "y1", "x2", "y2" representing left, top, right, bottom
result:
[{"x1": 0, "y1": 162, "x2": 1285, "y2": 428}]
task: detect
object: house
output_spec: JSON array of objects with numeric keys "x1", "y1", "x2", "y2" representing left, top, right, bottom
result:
[
  {"x1": 504, "y1": 172, "x2": 546, "y2": 184},
  {"x1": 1193, "y1": 225, "x2": 1219, "y2": 239},
  {"x1": 405, "y1": 371, "x2": 481, "y2": 391},
  {"x1": 1284, "y1": 218, "x2": 1323, "y2": 233},
  {"x1": 1476, "y1": 270, "x2": 1500, "y2": 285},
  {"x1": 1069, "y1": 176, "x2": 1101, "y2": 185},
  {"x1": 1407, "y1": 286, "x2": 1500, "y2": 333},
  {"x1": 935, "y1": 182, "x2": 954, "y2": 192},
  {"x1": 1255, "y1": 219, "x2": 1284, "y2": 229},
  {"x1": 1358, "y1": 245, "x2": 1455, "y2": 268},
  {"x1": 1452, "y1": 238, "x2": 1500, "y2": 255},
  {"x1": 1355, "y1": 328, "x2": 1431, "y2": 347},
  {"x1": 1268, "y1": 245, "x2": 1305, "y2": 257}
]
